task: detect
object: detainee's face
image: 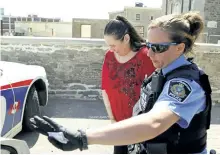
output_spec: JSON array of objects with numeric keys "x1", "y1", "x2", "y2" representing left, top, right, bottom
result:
[
  {"x1": 104, "y1": 35, "x2": 130, "y2": 56},
  {"x1": 147, "y1": 27, "x2": 183, "y2": 69}
]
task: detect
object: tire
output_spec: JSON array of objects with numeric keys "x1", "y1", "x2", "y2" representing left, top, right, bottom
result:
[{"x1": 23, "y1": 86, "x2": 41, "y2": 132}]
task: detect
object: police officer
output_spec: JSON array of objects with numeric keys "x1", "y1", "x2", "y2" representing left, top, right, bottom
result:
[{"x1": 30, "y1": 11, "x2": 214, "y2": 154}]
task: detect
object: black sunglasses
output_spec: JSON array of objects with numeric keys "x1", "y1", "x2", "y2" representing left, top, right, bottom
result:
[{"x1": 146, "y1": 42, "x2": 179, "y2": 53}]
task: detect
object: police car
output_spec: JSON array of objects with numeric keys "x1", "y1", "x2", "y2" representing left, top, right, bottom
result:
[{"x1": 0, "y1": 61, "x2": 49, "y2": 138}]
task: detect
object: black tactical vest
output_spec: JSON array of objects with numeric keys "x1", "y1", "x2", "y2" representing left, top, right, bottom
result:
[{"x1": 130, "y1": 59, "x2": 212, "y2": 154}]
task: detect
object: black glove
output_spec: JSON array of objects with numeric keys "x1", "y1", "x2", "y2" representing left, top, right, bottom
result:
[
  {"x1": 30, "y1": 115, "x2": 88, "y2": 151},
  {"x1": 29, "y1": 115, "x2": 56, "y2": 136}
]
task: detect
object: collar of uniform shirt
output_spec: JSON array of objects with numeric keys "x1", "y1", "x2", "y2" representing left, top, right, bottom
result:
[{"x1": 162, "y1": 55, "x2": 191, "y2": 76}]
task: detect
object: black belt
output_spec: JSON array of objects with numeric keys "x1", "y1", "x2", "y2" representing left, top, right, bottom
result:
[
  {"x1": 167, "y1": 133, "x2": 207, "y2": 154},
  {"x1": 128, "y1": 133, "x2": 207, "y2": 154}
]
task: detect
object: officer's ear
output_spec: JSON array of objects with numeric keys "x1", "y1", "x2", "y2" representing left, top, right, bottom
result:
[{"x1": 176, "y1": 43, "x2": 185, "y2": 54}]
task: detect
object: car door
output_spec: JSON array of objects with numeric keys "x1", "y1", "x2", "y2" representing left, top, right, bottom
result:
[{"x1": 0, "y1": 68, "x2": 16, "y2": 137}]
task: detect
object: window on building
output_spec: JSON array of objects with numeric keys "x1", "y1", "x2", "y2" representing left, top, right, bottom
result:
[
  {"x1": 27, "y1": 18, "x2": 32, "y2": 21},
  {"x1": 17, "y1": 17, "x2": 21, "y2": 21},
  {"x1": 11, "y1": 24, "x2": 15, "y2": 29},
  {"x1": 134, "y1": 26, "x2": 144, "y2": 37},
  {"x1": 22, "y1": 18, "x2": 27, "y2": 21},
  {"x1": 173, "y1": 2, "x2": 181, "y2": 14},
  {"x1": 48, "y1": 19, "x2": 53, "y2": 22},
  {"x1": 54, "y1": 19, "x2": 60, "y2": 22},
  {"x1": 189, "y1": 0, "x2": 192, "y2": 11},
  {"x1": 34, "y1": 17, "x2": 40, "y2": 22},
  {"x1": 139, "y1": 33, "x2": 144, "y2": 37},
  {"x1": 28, "y1": 27, "x2": 32, "y2": 33},
  {"x1": 171, "y1": 3, "x2": 173, "y2": 14},
  {"x1": 2, "y1": 24, "x2": 9, "y2": 29},
  {"x1": 190, "y1": 0, "x2": 195, "y2": 10},
  {"x1": 150, "y1": 16, "x2": 153, "y2": 20},
  {"x1": 136, "y1": 14, "x2": 140, "y2": 20},
  {"x1": 165, "y1": 0, "x2": 168, "y2": 14},
  {"x1": 41, "y1": 18, "x2": 47, "y2": 22},
  {"x1": 10, "y1": 18, "x2": 16, "y2": 23},
  {"x1": 3, "y1": 17, "x2": 9, "y2": 23},
  {"x1": 51, "y1": 28, "x2": 54, "y2": 36},
  {"x1": 81, "y1": 24, "x2": 91, "y2": 38}
]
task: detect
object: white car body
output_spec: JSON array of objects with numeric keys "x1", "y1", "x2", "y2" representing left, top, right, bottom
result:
[
  {"x1": 0, "y1": 61, "x2": 49, "y2": 138},
  {"x1": 1, "y1": 137, "x2": 30, "y2": 154}
]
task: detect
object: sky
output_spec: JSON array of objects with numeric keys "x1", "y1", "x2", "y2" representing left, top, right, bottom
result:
[{"x1": 0, "y1": 0, "x2": 162, "y2": 21}]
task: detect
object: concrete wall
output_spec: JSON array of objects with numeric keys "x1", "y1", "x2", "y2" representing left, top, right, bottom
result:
[
  {"x1": 72, "y1": 18, "x2": 109, "y2": 38},
  {"x1": 14, "y1": 22, "x2": 72, "y2": 38},
  {"x1": 1, "y1": 36, "x2": 220, "y2": 103}
]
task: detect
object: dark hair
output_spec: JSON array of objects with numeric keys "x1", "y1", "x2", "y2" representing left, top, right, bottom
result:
[
  {"x1": 104, "y1": 15, "x2": 146, "y2": 51},
  {"x1": 148, "y1": 11, "x2": 204, "y2": 54}
]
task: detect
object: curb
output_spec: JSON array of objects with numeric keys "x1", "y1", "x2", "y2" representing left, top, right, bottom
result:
[
  {"x1": 48, "y1": 94, "x2": 103, "y2": 101},
  {"x1": 48, "y1": 94, "x2": 220, "y2": 105}
]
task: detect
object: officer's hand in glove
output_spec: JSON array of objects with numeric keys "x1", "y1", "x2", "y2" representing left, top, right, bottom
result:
[
  {"x1": 30, "y1": 115, "x2": 88, "y2": 151},
  {"x1": 29, "y1": 115, "x2": 56, "y2": 136}
]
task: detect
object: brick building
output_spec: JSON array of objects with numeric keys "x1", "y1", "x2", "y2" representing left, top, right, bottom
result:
[
  {"x1": 162, "y1": 0, "x2": 220, "y2": 43},
  {"x1": 108, "y1": 2, "x2": 162, "y2": 38},
  {"x1": 0, "y1": 8, "x2": 61, "y2": 36}
]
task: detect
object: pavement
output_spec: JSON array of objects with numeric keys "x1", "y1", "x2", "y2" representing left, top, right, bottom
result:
[{"x1": 15, "y1": 97, "x2": 220, "y2": 154}]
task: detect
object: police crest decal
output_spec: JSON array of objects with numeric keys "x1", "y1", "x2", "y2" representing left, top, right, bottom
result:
[{"x1": 168, "y1": 81, "x2": 192, "y2": 102}]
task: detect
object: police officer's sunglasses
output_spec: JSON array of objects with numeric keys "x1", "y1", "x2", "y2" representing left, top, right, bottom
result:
[{"x1": 146, "y1": 42, "x2": 179, "y2": 53}]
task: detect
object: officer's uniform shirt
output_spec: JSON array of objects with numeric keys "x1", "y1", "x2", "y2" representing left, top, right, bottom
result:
[{"x1": 152, "y1": 55, "x2": 207, "y2": 154}]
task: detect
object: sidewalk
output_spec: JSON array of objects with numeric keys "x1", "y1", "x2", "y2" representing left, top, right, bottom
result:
[
  {"x1": 207, "y1": 104, "x2": 220, "y2": 153},
  {"x1": 207, "y1": 125, "x2": 220, "y2": 153}
]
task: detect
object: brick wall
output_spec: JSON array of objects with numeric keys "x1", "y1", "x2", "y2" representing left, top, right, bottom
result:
[
  {"x1": 192, "y1": 43, "x2": 220, "y2": 103},
  {"x1": 1, "y1": 36, "x2": 220, "y2": 103}
]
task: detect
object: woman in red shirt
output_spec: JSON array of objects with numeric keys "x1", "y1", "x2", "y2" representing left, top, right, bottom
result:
[{"x1": 102, "y1": 15, "x2": 155, "y2": 154}]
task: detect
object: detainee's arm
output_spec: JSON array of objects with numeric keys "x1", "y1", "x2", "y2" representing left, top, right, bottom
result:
[
  {"x1": 86, "y1": 78, "x2": 205, "y2": 146},
  {"x1": 101, "y1": 55, "x2": 115, "y2": 122},
  {"x1": 102, "y1": 90, "x2": 115, "y2": 121}
]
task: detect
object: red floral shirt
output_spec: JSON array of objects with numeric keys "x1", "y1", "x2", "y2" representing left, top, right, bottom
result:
[{"x1": 101, "y1": 47, "x2": 155, "y2": 122}]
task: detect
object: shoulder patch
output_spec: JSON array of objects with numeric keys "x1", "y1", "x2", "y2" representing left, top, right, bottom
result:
[{"x1": 168, "y1": 80, "x2": 192, "y2": 102}]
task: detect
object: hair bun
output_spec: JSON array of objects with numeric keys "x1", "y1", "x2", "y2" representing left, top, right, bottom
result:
[
  {"x1": 183, "y1": 11, "x2": 204, "y2": 37},
  {"x1": 116, "y1": 15, "x2": 124, "y2": 21}
]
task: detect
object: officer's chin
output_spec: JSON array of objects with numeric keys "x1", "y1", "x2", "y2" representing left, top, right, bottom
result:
[{"x1": 152, "y1": 62, "x2": 161, "y2": 69}]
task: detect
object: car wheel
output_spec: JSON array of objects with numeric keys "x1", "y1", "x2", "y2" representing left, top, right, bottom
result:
[{"x1": 23, "y1": 86, "x2": 41, "y2": 132}]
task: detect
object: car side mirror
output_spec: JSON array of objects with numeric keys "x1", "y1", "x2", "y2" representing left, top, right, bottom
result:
[{"x1": 0, "y1": 137, "x2": 30, "y2": 154}]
